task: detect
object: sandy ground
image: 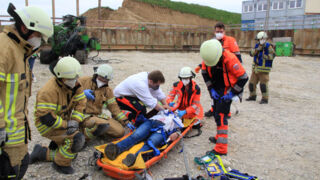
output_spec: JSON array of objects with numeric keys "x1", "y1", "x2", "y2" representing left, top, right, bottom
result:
[{"x1": 24, "y1": 51, "x2": 320, "y2": 180}]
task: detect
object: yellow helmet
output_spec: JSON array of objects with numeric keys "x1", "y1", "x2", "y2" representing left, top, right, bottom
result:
[
  {"x1": 256, "y1": 31, "x2": 268, "y2": 40},
  {"x1": 95, "y1": 64, "x2": 113, "y2": 80},
  {"x1": 15, "y1": 6, "x2": 53, "y2": 42},
  {"x1": 53, "y1": 57, "x2": 82, "y2": 79},
  {"x1": 179, "y1": 67, "x2": 194, "y2": 78},
  {"x1": 200, "y1": 39, "x2": 222, "y2": 66}
]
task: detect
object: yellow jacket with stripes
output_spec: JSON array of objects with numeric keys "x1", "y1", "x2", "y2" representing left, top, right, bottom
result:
[
  {"x1": 78, "y1": 76, "x2": 127, "y2": 125},
  {"x1": 34, "y1": 77, "x2": 87, "y2": 136},
  {"x1": 0, "y1": 26, "x2": 34, "y2": 147}
]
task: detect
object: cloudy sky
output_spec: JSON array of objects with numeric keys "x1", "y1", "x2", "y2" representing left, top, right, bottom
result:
[{"x1": 1, "y1": 0, "x2": 244, "y2": 19}]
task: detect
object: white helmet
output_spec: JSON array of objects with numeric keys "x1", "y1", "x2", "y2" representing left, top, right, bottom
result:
[
  {"x1": 200, "y1": 39, "x2": 222, "y2": 66},
  {"x1": 179, "y1": 67, "x2": 195, "y2": 78},
  {"x1": 54, "y1": 57, "x2": 82, "y2": 79},
  {"x1": 95, "y1": 64, "x2": 113, "y2": 80},
  {"x1": 256, "y1": 31, "x2": 268, "y2": 40},
  {"x1": 15, "y1": 6, "x2": 53, "y2": 42}
]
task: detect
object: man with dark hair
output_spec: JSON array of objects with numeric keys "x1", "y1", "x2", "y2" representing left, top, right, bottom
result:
[{"x1": 113, "y1": 70, "x2": 170, "y2": 124}]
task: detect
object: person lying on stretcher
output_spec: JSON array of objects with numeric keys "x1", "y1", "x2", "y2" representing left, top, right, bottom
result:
[{"x1": 104, "y1": 111, "x2": 184, "y2": 167}]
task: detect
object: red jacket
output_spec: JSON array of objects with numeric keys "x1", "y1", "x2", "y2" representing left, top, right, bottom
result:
[
  {"x1": 201, "y1": 50, "x2": 248, "y2": 95},
  {"x1": 166, "y1": 80, "x2": 203, "y2": 120},
  {"x1": 221, "y1": 35, "x2": 240, "y2": 53}
]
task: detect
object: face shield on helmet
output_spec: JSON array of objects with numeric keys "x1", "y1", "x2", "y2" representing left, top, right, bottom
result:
[
  {"x1": 200, "y1": 39, "x2": 223, "y2": 67},
  {"x1": 53, "y1": 57, "x2": 82, "y2": 79}
]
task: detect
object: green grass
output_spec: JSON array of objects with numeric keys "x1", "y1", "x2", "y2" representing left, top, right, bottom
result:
[{"x1": 135, "y1": 0, "x2": 241, "y2": 24}]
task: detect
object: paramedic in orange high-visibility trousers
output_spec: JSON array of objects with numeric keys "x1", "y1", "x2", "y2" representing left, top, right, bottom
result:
[{"x1": 199, "y1": 39, "x2": 248, "y2": 155}]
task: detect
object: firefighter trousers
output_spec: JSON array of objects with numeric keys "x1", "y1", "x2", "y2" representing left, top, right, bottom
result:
[{"x1": 248, "y1": 71, "x2": 269, "y2": 100}]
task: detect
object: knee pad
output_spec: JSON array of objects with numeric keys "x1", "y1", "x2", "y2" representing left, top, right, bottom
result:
[
  {"x1": 71, "y1": 132, "x2": 85, "y2": 153},
  {"x1": 249, "y1": 83, "x2": 254, "y2": 92},
  {"x1": 49, "y1": 141, "x2": 58, "y2": 150},
  {"x1": 260, "y1": 84, "x2": 267, "y2": 93},
  {"x1": 92, "y1": 124, "x2": 110, "y2": 137}
]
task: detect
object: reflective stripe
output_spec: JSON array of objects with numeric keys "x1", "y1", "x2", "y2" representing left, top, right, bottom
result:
[
  {"x1": 116, "y1": 112, "x2": 126, "y2": 121},
  {"x1": 6, "y1": 126, "x2": 25, "y2": 145},
  {"x1": 71, "y1": 111, "x2": 84, "y2": 122},
  {"x1": 49, "y1": 150, "x2": 57, "y2": 161},
  {"x1": 85, "y1": 127, "x2": 96, "y2": 139},
  {"x1": 52, "y1": 116, "x2": 63, "y2": 129},
  {"x1": 5, "y1": 73, "x2": 19, "y2": 132},
  {"x1": 193, "y1": 100, "x2": 201, "y2": 104},
  {"x1": 205, "y1": 81, "x2": 212, "y2": 87},
  {"x1": 233, "y1": 84, "x2": 242, "y2": 92},
  {"x1": 59, "y1": 139, "x2": 76, "y2": 159},
  {"x1": 239, "y1": 73, "x2": 248, "y2": 79},
  {"x1": 217, "y1": 130, "x2": 228, "y2": 135},
  {"x1": 7, "y1": 126, "x2": 24, "y2": 136},
  {"x1": 0, "y1": 72, "x2": 5, "y2": 81},
  {"x1": 216, "y1": 137, "x2": 228, "y2": 144},
  {"x1": 74, "y1": 93, "x2": 85, "y2": 101},
  {"x1": 36, "y1": 116, "x2": 63, "y2": 135},
  {"x1": 105, "y1": 97, "x2": 116, "y2": 106},
  {"x1": 37, "y1": 103, "x2": 57, "y2": 111}
]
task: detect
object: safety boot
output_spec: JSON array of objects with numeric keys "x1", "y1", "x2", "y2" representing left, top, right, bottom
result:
[
  {"x1": 206, "y1": 149, "x2": 227, "y2": 156},
  {"x1": 52, "y1": 162, "x2": 75, "y2": 174},
  {"x1": 92, "y1": 124, "x2": 110, "y2": 137},
  {"x1": 208, "y1": 137, "x2": 217, "y2": 144},
  {"x1": 29, "y1": 144, "x2": 47, "y2": 164},
  {"x1": 246, "y1": 96, "x2": 256, "y2": 101},
  {"x1": 122, "y1": 153, "x2": 136, "y2": 167},
  {"x1": 104, "y1": 143, "x2": 120, "y2": 160},
  {"x1": 260, "y1": 99, "x2": 268, "y2": 104},
  {"x1": 204, "y1": 110, "x2": 214, "y2": 117}
]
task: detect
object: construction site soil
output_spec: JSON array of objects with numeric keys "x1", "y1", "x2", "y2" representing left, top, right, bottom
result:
[
  {"x1": 82, "y1": 0, "x2": 217, "y2": 26},
  {"x1": 25, "y1": 52, "x2": 319, "y2": 180}
]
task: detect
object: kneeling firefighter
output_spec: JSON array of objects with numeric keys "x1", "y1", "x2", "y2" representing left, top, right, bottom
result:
[
  {"x1": 78, "y1": 64, "x2": 129, "y2": 141},
  {"x1": 29, "y1": 57, "x2": 87, "y2": 174}
]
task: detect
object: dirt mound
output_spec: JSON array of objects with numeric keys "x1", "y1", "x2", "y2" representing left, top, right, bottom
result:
[{"x1": 83, "y1": 0, "x2": 217, "y2": 26}]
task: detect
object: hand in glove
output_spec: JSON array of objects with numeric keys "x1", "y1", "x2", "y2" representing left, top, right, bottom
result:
[
  {"x1": 0, "y1": 128, "x2": 7, "y2": 147},
  {"x1": 256, "y1": 45, "x2": 264, "y2": 51},
  {"x1": 66, "y1": 120, "x2": 79, "y2": 135},
  {"x1": 177, "y1": 110, "x2": 187, "y2": 118},
  {"x1": 169, "y1": 102, "x2": 175, "y2": 107},
  {"x1": 126, "y1": 122, "x2": 135, "y2": 131},
  {"x1": 84, "y1": 89, "x2": 95, "y2": 101},
  {"x1": 221, "y1": 91, "x2": 235, "y2": 101},
  {"x1": 210, "y1": 88, "x2": 220, "y2": 100}
]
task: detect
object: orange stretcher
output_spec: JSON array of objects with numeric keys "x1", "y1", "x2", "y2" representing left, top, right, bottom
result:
[{"x1": 96, "y1": 118, "x2": 198, "y2": 180}]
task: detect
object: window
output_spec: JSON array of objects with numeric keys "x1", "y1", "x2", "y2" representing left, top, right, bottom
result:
[
  {"x1": 296, "y1": 0, "x2": 302, "y2": 8},
  {"x1": 249, "y1": 5, "x2": 253, "y2": 12},
  {"x1": 243, "y1": 5, "x2": 248, "y2": 13},
  {"x1": 279, "y1": 2, "x2": 284, "y2": 9},
  {"x1": 258, "y1": 3, "x2": 263, "y2": 11},
  {"x1": 272, "y1": 2, "x2": 278, "y2": 10},
  {"x1": 263, "y1": 3, "x2": 268, "y2": 11},
  {"x1": 289, "y1": 1, "x2": 295, "y2": 8},
  {"x1": 289, "y1": 0, "x2": 303, "y2": 9}
]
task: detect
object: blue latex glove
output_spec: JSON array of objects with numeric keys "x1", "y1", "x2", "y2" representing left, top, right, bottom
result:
[
  {"x1": 221, "y1": 91, "x2": 235, "y2": 101},
  {"x1": 169, "y1": 102, "x2": 175, "y2": 107},
  {"x1": 147, "y1": 140, "x2": 160, "y2": 156},
  {"x1": 177, "y1": 110, "x2": 187, "y2": 118},
  {"x1": 210, "y1": 88, "x2": 220, "y2": 100},
  {"x1": 84, "y1": 89, "x2": 95, "y2": 100},
  {"x1": 126, "y1": 122, "x2": 135, "y2": 131}
]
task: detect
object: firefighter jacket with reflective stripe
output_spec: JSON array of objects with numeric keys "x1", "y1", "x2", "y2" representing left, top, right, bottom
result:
[
  {"x1": 0, "y1": 26, "x2": 35, "y2": 146},
  {"x1": 251, "y1": 42, "x2": 275, "y2": 73},
  {"x1": 221, "y1": 35, "x2": 240, "y2": 53},
  {"x1": 201, "y1": 50, "x2": 248, "y2": 95},
  {"x1": 166, "y1": 80, "x2": 203, "y2": 119},
  {"x1": 35, "y1": 77, "x2": 87, "y2": 136},
  {"x1": 78, "y1": 76, "x2": 127, "y2": 125}
]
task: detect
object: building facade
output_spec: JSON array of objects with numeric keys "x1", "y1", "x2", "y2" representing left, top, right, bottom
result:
[{"x1": 242, "y1": 0, "x2": 320, "y2": 30}]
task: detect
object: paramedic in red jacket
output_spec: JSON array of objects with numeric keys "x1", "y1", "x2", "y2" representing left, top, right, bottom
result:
[
  {"x1": 200, "y1": 39, "x2": 248, "y2": 155},
  {"x1": 166, "y1": 67, "x2": 203, "y2": 122}
]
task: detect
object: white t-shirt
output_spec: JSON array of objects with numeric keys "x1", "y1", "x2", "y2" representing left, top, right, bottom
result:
[{"x1": 113, "y1": 72, "x2": 166, "y2": 109}]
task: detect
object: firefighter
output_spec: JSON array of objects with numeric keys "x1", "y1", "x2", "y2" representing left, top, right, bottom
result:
[
  {"x1": 0, "y1": 4, "x2": 53, "y2": 179},
  {"x1": 200, "y1": 39, "x2": 248, "y2": 155},
  {"x1": 29, "y1": 57, "x2": 86, "y2": 174},
  {"x1": 166, "y1": 67, "x2": 203, "y2": 122},
  {"x1": 196, "y1": 22, "x2": 242, "y2": 118},
  {"x1": 246, "y1": 31, "x2": 275, "y2": 104},
  {"x1": 78, "y1": 64, "x2": 129, "y2": 140},
  {"x1": 113, "y1": 70, "x2": 170, "y2": 124}
]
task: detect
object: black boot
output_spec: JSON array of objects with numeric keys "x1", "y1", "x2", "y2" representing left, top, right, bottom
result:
[
  {"x1": 92, "y1": 124, "x2": 110, "y2": 137},
  {"x1": 260, "y1": 99, "x2": 268, "y2": 104},
  {"x1": 206, "y1": 149, "x2": 227, "y2": 156},
  {"x1": 122, "y1": 153, "x2": 136, "y2": 167},
  {"x1": 52, "y1": 162, "x2": 75, "y2": 174},
  {"x1": 104, "y1": 143, "x2": 120, "y2": 160},
  {"x1": 208, "y1": 137, "x2": 217, "y2": 144},
  {"x1": 204, "y1": 110, "x2": 214, "y2": 117},
  {"x1": 29, "y1": 144, "x2": 47, "y2": 164},
  {"x1": 246, "y1": 96, "x2": 256, "y2": 101}
]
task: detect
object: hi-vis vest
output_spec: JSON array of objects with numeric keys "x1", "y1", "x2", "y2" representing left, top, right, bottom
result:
[
  {"x1": 0, "y1": 26, "x2": 35, "y2": 146},
  {"x1": 254, "y1": 42, "x2": 274, "y2": 72}
]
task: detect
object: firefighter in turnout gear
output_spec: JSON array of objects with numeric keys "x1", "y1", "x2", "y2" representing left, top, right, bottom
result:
[
  {"x1": 0, "y1": 3, "x2": 53, "y2": 179},
  {"x1": 29, "y1": 57, "x2": 86, "y2": 174},
  {"x1": 166, "y1": 67, "x2": 203, "y2": 121},
  {"x1": 199, "y1": 39, "x2": 248, "y2": 155},
  {"x1": 78, "y1": 64, "x2": 127, "y2": 140},
  {"x1": 246, "y1": 31, "x2": 275, "y2": 104}
]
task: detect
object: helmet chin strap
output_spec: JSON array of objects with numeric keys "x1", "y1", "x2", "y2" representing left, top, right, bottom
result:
[{"x1": 15, "y1": 22, "x2": 34, "y2": 41}]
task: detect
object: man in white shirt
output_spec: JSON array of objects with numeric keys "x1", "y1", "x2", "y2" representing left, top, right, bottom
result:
[{"x1": 114, "y1": 70, "x2": 170, "y2": 123}]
